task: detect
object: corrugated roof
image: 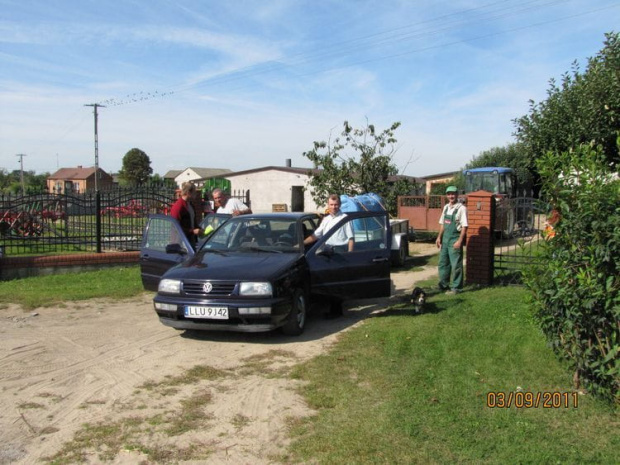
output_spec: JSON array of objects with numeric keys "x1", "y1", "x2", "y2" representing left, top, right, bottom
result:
[
  {"x1": 185, "y1": 167, "x2": 233, "y2": 178},
  {"x1": 214, "y1": 166, "x2": 320, "y2": 178},
  {"x1": 164, "y1": 169, "x2": 183, "y2": 179}
]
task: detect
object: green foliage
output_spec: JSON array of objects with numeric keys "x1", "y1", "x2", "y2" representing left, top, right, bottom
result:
[
  {"x1": 465, "y1": 32, "x2": 619, "y2": 196},
  {"x1": 0, "y1": 168, "x2": 49, "y2": 195},
  {"x1": 523, "y1": 142, "x2": 620, "y2": 404},
  {"x1": 118, "y1": 148, "x2": 153, "y2": 186},
  {"x1": 302, "y1": 121, "x2": 417, "y2": 216},
  {"x1": 429, "y1": 182, "x2": 449, "y2": 195},
  {"x1": 515, "y1": 32, "x2": 620, "y2": 173}
]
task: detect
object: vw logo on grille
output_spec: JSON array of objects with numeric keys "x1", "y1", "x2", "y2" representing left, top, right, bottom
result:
[{"x1": 203, "y1": 282, "x2": 213, "y2": 293}]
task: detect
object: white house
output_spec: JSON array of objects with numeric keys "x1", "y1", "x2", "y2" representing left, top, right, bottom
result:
[{"x1": 215, "y1": 163, "x2": 321, "y2": 213}]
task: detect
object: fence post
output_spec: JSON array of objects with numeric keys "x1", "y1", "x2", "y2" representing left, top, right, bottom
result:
[
  {"x1": 465, "y1": 191, "x2": 495, "y2": 286},
  {"x1": 96, "y1": 190, "x2": 102, "y2": 253}
]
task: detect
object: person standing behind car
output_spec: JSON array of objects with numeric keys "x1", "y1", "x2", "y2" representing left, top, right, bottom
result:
[
  {"x1": 201, "y1": 188, "x2": 214, "y2": 216},
  {"x1": 212, "y1": 188, "x2": 252, "y2": 216},
  {"x1": 304, "y1": 193, "x2": 355, "y2": 319},
  {"x1": 170, "y1": 182, "x2": 202, "y2": 247},
  {"x1": 304, "y1": 194, "x2": 354, "y2": 252},
  {"x1": 436, "y1": 185, "x2": 468, "y2": 294}
]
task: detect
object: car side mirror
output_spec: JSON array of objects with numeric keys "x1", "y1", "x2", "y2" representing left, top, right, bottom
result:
[{"x1": 165, "y1": 243, "x2": 187, "y2": 255}]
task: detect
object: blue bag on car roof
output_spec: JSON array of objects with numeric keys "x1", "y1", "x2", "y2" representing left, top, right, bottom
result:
[
  {"x1": 339, "y1": 193, "x2": 387, "y2": 231},
  {"x1": 339, "y1": 193, "x2": 386, "y2": 213}
]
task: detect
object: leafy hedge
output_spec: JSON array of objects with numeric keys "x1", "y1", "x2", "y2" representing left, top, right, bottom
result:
[{"x1": 523, "y1": 142, "x2": 620, "y2": 404}]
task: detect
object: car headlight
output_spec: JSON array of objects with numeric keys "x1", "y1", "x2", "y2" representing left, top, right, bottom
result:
[
  {"x1": 158, "y1": 279, "x2": 182, "y2": 294},
  {"x1": 239, "y1": 282, "x2": 272, "y2": 296}
]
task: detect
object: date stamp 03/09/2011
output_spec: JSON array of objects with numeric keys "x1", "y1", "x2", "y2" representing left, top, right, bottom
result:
[{"x1": 486, "y1": 391, "x2": 579, "y2": 409}]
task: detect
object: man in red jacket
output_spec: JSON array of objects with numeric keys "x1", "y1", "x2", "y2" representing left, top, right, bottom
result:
[{"x1": 170, "y1": 182, "x2": 203, "y2": 247}]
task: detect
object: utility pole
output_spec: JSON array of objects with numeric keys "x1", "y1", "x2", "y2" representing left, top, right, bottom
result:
[
  {"x1": 16, "y1": 153, "x2": 27, "y2": 195},
  {"x1": 84, "y1": 103, "x2": 105, "y2": 192}
]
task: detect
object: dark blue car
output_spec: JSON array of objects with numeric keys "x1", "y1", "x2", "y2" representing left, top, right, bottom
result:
[{"x1": 139, "y1": 211, "x2": 391, "y2": 336}]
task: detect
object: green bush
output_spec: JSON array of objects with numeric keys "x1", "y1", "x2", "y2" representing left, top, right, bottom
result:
[{"x1": 523, "y1": 142, "x2": 620, "y2": 404}]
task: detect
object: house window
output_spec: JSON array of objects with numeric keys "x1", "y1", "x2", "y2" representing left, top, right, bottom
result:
[{"x1": 73, "y1": 182, "x2": 80, "y2": 193}]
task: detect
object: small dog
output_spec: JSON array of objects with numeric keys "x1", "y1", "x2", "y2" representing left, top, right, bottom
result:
[{"x1": 410, "y1": 287, "x2": 427, "y2": 313}]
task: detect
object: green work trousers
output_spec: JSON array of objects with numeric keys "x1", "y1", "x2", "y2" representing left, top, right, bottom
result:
[
  {"x1": 438, "y1": 239, "x2": 464, "y2": 290},
  {"x1": 438, "y1": 206, "x2": 463, "y2": 290}
]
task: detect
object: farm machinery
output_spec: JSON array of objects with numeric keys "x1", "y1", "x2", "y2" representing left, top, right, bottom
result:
[{"x1": 462, "y1": 167, "x2": 535, "y2": 239}]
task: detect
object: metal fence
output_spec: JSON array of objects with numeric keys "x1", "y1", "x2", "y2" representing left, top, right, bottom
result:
[
  {"x1": 493, "y1": 197, "x2": 550, "y2": 285},
  {"x1": 0, "y1": 186, "x2": 177, "y2": 255},
  {"x1": 0, "y1": 186, "x2": 252, "y2": 256}
]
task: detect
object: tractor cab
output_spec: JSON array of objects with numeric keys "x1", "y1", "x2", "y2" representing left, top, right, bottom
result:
[{"x1": 463, "y1": 167, "x2": 516, "y2": 199}]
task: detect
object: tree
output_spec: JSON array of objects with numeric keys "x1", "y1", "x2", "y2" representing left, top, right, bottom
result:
[
  {"x1": 523, "y1": 141, "x2": 620, "y2": 403},
  {"x1": 119, "y1": 148, "x2": 153, "y2": 186},
  {"x1": 514, "y1": 32, "x2": 620, "y2": 174},
  {"x1": 302, "y1": 121, "x2": 416, "y2": 215}
]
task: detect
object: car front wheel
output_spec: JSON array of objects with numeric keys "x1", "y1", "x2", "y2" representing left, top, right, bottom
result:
[{"x1": 281, "y1": 289, "x2": 307, "y2": 336}]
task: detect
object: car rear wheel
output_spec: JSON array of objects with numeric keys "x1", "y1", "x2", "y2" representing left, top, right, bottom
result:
[{"x1": 281, "y1": 289, "x2": 307, "y2": 336}]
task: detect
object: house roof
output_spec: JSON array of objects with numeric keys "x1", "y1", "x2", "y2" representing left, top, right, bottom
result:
[
  {"x1": 388, "y1": 174, "x2": 426, "y2": 184},
  {"x1": 48, "y1": 166, "x2": 110, "y2": 180},
  {"x1": 209, "y1": 166, "x2": 424, "y2": 184},
  {"x1": 210, "y1": 166, "x2": 321, "y2": 178},
  {"x1": 164, "y1": 169, "x2": 183, "y2": 179},
  {"x1": 420, "y1": 170, "x2": 459, "y2": 180},
  {"x1": 181, "y1": 167, "x2": 233, "y2": 178}
]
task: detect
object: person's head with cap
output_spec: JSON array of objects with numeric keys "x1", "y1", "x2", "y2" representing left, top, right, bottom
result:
[{"x1": 446, "y1": 185, "x2": 458, "y2": 204}]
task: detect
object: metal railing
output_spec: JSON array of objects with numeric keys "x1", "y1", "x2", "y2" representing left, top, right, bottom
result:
[
  {"x1": 0, "y1": 186, "x2": 252, "y2": 256},
  {"x1": 0, "y1": 186, "x2": 176, "y2": 255}
]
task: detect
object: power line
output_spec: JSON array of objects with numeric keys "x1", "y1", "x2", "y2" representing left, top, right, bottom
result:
[{"x1": 95, "y1": 0, "x2": 617, "y2": 107}]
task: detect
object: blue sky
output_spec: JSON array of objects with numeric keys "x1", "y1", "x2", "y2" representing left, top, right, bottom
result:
[{"x1": 1, "y1": 0, "x2": 618, "y2": 178}]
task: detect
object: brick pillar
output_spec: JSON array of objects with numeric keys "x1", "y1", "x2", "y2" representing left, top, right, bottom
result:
[{"x1": 465, "y1": 191, "x2": 495, "y2": 285}]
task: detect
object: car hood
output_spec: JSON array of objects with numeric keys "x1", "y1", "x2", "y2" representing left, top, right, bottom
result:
[{"x1": 162, "y1": 250, "x2": 304, "y2": 281}]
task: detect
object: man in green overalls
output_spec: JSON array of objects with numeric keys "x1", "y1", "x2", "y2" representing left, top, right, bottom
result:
[{"x1": 436, "y1": 185, "x2": 468, "y2": 294}]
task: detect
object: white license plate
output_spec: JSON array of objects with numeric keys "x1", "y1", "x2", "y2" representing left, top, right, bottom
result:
[{"x1": 184, "y1": 306, "x2": 229, "y2": 320}]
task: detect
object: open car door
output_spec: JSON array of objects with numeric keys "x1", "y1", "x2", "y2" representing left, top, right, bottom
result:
[
  {"x1": 306, "y1": 211, "x2": 391, "y2": 300},
  {"x1": 139, "y1": 214, "x2": 195, "y2": 291}
]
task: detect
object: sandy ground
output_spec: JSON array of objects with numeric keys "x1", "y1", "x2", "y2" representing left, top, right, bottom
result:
[{"x1": 0, "y1": 243, "x2": 438, "y2": 464}]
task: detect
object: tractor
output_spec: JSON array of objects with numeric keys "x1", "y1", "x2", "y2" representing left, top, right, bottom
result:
[{"x1": 462, "y1": 167, "x2": 534, "y2": 238}]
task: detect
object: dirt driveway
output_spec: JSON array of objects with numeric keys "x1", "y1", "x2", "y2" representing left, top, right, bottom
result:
[{"x1": 0, "y1": 244, "x2": 438, "y2": 464}]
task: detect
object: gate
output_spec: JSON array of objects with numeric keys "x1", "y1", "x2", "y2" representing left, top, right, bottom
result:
[
  {"x1": 493, "y1": 197, "x2": 550, "y2": 284},
  {"x1": 397, "y1": 195, "x2": 447, "y2": 232}
]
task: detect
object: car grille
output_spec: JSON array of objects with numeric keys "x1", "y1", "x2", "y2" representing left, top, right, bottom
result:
[{"x1": 182, "y1": 280, "x2": 236, "y2": 296}]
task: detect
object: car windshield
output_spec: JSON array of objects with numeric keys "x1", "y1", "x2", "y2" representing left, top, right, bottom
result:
[
  {"x1": 199, "y1": 213, "x2": 231, "y2": 231},
  {"x1": 201, "y1": 217, "x2": 301, "y2": 253}
]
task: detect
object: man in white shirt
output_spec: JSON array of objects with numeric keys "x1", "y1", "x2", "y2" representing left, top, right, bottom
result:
[
  {"x1": 213, "y1": 188, "x2": 252, "y2": 216},
  {"x1": 304, "y1": 194, "x2": 354, "y2": 252}
]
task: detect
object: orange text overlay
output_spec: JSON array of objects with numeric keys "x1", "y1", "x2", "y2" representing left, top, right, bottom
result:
[{"x1": 486, "y1": 391, "x2": 578, "y2": 409}]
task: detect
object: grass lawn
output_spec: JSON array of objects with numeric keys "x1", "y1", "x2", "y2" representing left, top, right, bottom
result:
[
  {"x1": 287, "y1": 281, "x2": 619, "y2": 464},
  {"x1": 0, "y1": 266, "x2": 144, "y2": 310}
]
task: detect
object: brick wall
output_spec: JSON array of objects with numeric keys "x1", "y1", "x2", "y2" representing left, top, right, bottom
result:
[
  {"x1": 465, "y1": 191, "x2": 495, "y2": 285},
  {"x1": 0, "y1": 252, "x2": 139, "y2": 281}
]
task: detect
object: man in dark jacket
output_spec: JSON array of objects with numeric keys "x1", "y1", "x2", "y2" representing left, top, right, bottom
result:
[{"x1": 170, "y1": 182, "x2": 202, "y2": 246}]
